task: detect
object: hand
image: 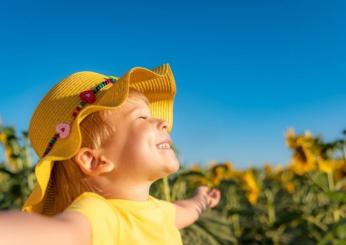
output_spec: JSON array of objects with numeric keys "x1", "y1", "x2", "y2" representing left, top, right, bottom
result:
[{"x1": 192, "y1": 186, "x2": 221, "y2": 209}]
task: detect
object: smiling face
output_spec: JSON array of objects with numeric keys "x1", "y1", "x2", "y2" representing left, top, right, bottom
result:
[{"x1": 100, "y1": 94, "x2": 180, "y2": 182}]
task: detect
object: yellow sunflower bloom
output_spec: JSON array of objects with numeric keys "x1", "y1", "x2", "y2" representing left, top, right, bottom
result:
[{"x1": 243, "y1": 170, "x2": 260, "y2": 205}]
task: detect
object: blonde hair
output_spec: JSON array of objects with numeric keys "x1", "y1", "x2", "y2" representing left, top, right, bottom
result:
[{"x1": 41, "y1": 88, "x2": 149, "y2": 216}]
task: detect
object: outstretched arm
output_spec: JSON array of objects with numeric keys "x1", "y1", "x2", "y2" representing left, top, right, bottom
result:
[
  {"x1": 0, "y1": 210, "x2": 91, "y2": 245},
  {"x1": 173, "y1": 186, "x2": 221, "y2": 229}
]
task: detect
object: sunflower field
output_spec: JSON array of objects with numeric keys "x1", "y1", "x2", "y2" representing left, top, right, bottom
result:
[{"x1": 1, "y1": 123, "x2": 346, "y2": 245}]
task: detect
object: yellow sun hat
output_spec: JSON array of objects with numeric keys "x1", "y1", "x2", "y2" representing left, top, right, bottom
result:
[{"x1": 22, "y1": 63, "x2": 176, "y2": 213}]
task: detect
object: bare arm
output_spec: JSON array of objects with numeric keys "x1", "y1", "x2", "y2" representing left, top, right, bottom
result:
[
  {"x1": 173, "y1": 186, "x2": 221, "y2": 229},
  {"x1": 173, "y1": 197, "x2": 206, "y2": 229},
  {"x1": 0, "y1": 210, "x2": 91, "y2": 245}
]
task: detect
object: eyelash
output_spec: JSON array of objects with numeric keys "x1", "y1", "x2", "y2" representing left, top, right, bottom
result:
[{"x1": 138, "y1": 116, "x2": 148, "y2": 119}]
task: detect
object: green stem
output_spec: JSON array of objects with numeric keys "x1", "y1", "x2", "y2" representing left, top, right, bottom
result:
[
  {"x1": 327, "y1": 171, "x2": 334, "y2": 192},
  {"x1": 265, "y1": 190, "x2": 276, "y2": 225},
  {"x1": 162, "y1": 177, "x2": 171, "y2": 201},
  {"x1": 327, "y1": 171, "x2": 340, "y2": 222}
]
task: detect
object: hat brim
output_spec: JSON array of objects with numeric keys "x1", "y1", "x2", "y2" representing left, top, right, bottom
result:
[{"x1": 22, "y1": 64, "x2": 176, "y2": 213}]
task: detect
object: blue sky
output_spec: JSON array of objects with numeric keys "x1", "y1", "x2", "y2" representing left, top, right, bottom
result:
[{"x1": 0, "y1": 0, "x2": 345, "y2": 168}]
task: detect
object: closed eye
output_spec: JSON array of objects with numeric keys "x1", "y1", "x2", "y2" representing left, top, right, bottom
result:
[{"x1": 138, "y1": 116, "x2": 148, "y2": 119}]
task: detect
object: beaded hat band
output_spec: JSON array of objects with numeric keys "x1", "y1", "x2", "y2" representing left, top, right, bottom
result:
[{"x1": 42, "y1": 77, "x2": 117, "y2": 157}]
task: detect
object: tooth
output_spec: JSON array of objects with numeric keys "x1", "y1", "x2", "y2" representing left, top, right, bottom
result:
[{"x1": 157, "y1": 143, "x2": 171, "y2": 149}]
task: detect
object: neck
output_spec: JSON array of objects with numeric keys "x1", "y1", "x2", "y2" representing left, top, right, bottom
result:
[{"x1": 90, "y1": 177, "x2": 153, "y2": 201}]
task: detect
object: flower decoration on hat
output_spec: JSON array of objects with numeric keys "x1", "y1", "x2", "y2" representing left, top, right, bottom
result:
[
  {"x1": 56, "y1": 123, "x2": 70, "y2": 139},
  {"x1": 42, "y1": 76, "x2": 118, "y2": 157}
]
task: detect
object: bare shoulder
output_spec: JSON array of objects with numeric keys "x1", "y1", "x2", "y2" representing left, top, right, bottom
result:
[{"x1": 54, "y1": 211, "x2": 92, "y2": 245}]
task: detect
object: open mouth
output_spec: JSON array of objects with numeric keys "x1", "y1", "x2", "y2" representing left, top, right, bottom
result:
[{"x1": 156, "y1": 142, "x2": 171, "y2": 149}]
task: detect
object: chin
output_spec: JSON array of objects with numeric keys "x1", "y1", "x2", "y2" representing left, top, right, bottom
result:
[
  {"x1": 150, "y1": 160, "x2": 180, "y2": 180},
  {"x1": 164, "y1": 159, "x2": 180, "y2": 175}
]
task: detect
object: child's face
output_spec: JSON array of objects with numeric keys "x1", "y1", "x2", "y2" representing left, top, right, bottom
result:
[{"x1": 100, "y1": 97, "x2": 180, "y2": 182}]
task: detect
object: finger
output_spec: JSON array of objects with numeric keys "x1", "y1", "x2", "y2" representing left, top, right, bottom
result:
[
  {"x1": 208, "y1": 189, "x2": 220, "y2": 197},
  {"x1": 209, "y1": 199, "x2": 218, "y2": 208},
  {"x1": 214, "y1": 190, "x2": 221, "y2": 199},
  {"x1": 210, "y1": 191, "x2": 221, "y2": 203}
]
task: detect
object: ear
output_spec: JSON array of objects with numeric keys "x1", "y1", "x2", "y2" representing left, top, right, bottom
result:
[{"x1": 73, "y1": 147, "x2": 115, "y2": 176}]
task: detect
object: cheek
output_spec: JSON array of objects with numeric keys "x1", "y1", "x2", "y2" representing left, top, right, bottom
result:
[
  {"x1": 124, "y1": 131, "x2": 155, "y2": 161},
  {"x1": 127, "y1": 139, "x2": 148, "y2": 156}
]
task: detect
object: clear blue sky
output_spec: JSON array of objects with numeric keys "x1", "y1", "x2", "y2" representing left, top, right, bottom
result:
[{"x1": 0, "y1": 0, "x2": 345, "y2": 168}]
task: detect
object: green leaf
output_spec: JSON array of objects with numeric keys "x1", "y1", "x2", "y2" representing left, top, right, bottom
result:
[{"x1": 328, "y1": 191, "x2": 346, "y2": 204}]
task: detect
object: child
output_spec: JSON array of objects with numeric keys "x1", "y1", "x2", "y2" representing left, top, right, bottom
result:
[{"x1": 0, "y1": 63, "x2": 221, "y2": 245}]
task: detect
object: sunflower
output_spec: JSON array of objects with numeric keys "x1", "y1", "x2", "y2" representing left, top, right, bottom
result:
[
  {"x1": 208, "y1": 161, "x2": 234, "y2": 186},
  {"x1": 318, "y1": 159, "x2": 333, "y2": 174},
  {"x1": 242, "y1": 170, "x2": 260, "y2": 205},
  {"x1": 286, "y1": 129, "x2": 317, "y2": 175}
]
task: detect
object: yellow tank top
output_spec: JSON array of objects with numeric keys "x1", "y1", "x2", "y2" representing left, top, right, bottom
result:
[{"x1": 64, "y1": 192, "x2": 183, "y2": 245}]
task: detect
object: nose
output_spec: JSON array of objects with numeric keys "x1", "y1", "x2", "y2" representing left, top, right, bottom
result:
[{"x1": 158, "y1": 119, "x2": 168, "y2": 132}]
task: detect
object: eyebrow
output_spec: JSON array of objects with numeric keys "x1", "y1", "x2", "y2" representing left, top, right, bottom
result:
[{"x1": 125, "y1": 106, "x2": 150, "y2": 117}]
